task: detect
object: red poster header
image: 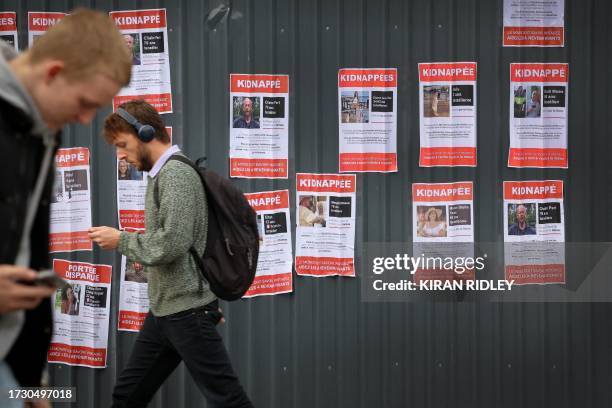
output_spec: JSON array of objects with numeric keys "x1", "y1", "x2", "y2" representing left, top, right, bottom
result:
[
  {"x1": 245, "y1": 190, "x2": 289, "y2": 212},
  {"x1": 504, "y1": 181, "x2": 564, "y2": 200},
  {"x1": 510, "y1": 63, "x2": 568, "y2": 82},
  {"x1": 55, "y1": 147, "x2": 89, "y2": 168},
  {"x1": 412, "y1": 182, "x2": 473, "y2": 202},
  {"x1": 297, "y1": 173, "x2": 356, "y2": 193},
  {"x1": 53, "y1": 259, "x2": 112, "y2": 284},
  {"x1": 0, "y1": 12, "x2": 17, "y2": 30},
  {"x1": 230, "y1": 74, "x2": 289, "y2": 93},
  {"x1": 419, "y1": 62, "x2": 477, "y2": 82},
  {"x1": 28, "y1": 12, "x2": 66, "y2": 31},
  {"x1": 110, "y1": 9, "x2": 167, "y2": 30},
  {"x1": 338, "y1": 68, "x2": 397, "y2": 88}
]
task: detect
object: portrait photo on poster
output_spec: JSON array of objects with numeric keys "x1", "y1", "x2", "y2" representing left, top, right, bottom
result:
[
  {"x1": 341, "y1": 91, "x2": 370, "y2": 123},
  {"x1": 416, "y1": 205, "x2": 448, "y2": 238},
  {"x1": 232, "y1": 96, "x2": 261, "y2": 129},
  {"x1": 298, "y1": 195, "x2": 327, "y2": 228}
]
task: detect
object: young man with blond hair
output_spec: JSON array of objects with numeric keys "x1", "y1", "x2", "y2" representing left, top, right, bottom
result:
[{"x1": 0, "y1": 8, "x2": 131, "y2": 404}]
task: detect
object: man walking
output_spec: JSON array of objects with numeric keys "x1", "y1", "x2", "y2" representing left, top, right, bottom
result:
[
  {"x1": 0, "y1": 8, "x2": 131, "y2": 404},
  {"x1": 89, "y1": 100, "x2": 254, "y2": 408}
]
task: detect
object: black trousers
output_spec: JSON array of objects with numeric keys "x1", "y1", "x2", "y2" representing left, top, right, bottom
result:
[{"x1": 111, "y1": 301, "x2": 253, "y2": 408}]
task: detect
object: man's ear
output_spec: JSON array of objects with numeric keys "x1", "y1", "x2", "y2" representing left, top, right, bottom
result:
[{"x1": 41, "y1": 60, "x2": 65, "y2": 84}]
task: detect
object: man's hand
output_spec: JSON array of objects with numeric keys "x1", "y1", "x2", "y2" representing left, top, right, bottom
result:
[
  {"x1": 0, "y1": 266, "x2": 56, "y2": 314},
  {"x1": 88, "y1": 226, "x2": 121, "y2": 250}
]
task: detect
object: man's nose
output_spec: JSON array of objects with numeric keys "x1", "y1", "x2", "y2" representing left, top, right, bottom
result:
[{"x1": 76, "y1": 109, "x2": 97, "y2": 125}]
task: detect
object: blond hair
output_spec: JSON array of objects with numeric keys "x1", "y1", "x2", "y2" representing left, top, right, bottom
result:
[{"x1": 28, "y1": 8, "x2": 131, "y2": 86}]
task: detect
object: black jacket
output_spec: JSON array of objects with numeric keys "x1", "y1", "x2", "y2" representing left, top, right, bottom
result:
[{"x1": 0, "y1": 96, "x2": 59, "y2": 387}]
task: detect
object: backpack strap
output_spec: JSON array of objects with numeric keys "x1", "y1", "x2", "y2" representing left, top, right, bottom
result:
[
  {"x1": 153, "y1": 154, "x2": 200, "y2": 208},
  {"x1": 151, "y1": 154, "x2": 211, "y2": 284}
]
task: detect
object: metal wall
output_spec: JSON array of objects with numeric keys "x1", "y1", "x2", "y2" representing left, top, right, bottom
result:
[{"x1": 2, "y1": 0, "x2": 612, "y2": 406}]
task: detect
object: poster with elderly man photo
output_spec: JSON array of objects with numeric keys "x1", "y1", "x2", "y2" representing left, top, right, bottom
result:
[
  {"x1": 503, "y1": 180, "x2": 565, "y2": 242},
  {"x1": 229, "y1": 74, "x2": 289, "y2": 178},
  {"x1": 110, "y1": 8, "x2": 173, "y2": 113}
]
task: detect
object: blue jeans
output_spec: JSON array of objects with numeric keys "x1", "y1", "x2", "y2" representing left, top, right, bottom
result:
[
  {"x1": 112, "y1": 300, "x2": 253, "y2": 408},
  {"x1": 0, "y1": 361, "x2": 23, "y2": 408}
]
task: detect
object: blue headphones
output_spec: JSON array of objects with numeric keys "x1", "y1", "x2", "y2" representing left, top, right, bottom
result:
[{"x1": 115, "y1": 108, "x2": 156, "y2": 143}]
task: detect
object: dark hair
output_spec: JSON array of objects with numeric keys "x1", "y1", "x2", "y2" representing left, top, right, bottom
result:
[
  {"x1": 61, "y1": 284, "x2": 73, "y2": 300},
  {"x1": 103, "y1": 99, "x2": 170, "y2": 144}
]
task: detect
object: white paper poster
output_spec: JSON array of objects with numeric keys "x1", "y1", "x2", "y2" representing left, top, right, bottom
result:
[
  {"x1": 117, "y1": 127, "x2": 172, "y2": 231},
  {"x1": 243, "y1": 190, "x2": 293, "y2": 297},
  {"x1": 503, "y1": 180, "x2": 565, "y2": 242},
  {"x1": 338, "y1": 68, "x2": 398, "y2": 172},
  {"x1": 418, "y1": 63, "x2": 477, "y2": 167},
  {"x1": 48, "y1": 260, "x2": 112, "y2": 368},
  {"x1": 503, "y1": 0, "x2": 564, "y2": 47},
  {"x1": 412, "y1": 182, "x2": 476, "y2": 283},
  {"x1": 117, "y1": 256, "x2": 149, "y2": 332},
  {"x1": 28, "y1": 12, "x2": 65, "y2": 46},
  {"x1": 110, "y1": 9, "x2": 172, "y2": 113},
  {"x1": 504, "y1": 180, "x2": 566, "y2": 285},
  {"x1": 49, "y1": 148, "x2": 93, "y2": 253},
  {"x1": 412, "y1": 182, "x2": 474, "y2": 242},
  {"x1": 295, "y1": 173, "x2": 356, "y2": 277},
  {"x1": 0, "y1": 12, "x2": 18, "y2": 50},
  {"x1": 229, "y1": 74, "x2": 289, "y2": 178},
  {"x1": 509, "y1": 63, "x2": 569, "y2": 168}
]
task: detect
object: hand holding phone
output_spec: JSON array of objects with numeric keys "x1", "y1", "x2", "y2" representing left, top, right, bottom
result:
[{"x1": 34, "y1": 270, "x2": 70, "y2": 290}]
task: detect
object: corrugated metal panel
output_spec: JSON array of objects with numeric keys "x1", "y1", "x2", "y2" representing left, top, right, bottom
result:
[{"x1": 1, "y1": 0, "x2": 611, "y2": 406}]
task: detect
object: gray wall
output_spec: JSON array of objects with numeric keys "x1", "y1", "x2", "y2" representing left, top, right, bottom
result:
[{"x1": 2, "y1": 0, "x2": 611, "y2": 406}]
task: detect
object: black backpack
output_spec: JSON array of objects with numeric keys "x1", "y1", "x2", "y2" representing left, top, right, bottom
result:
[{"x1": 154, "y1": 155, "x2": 259, "y2": 300}]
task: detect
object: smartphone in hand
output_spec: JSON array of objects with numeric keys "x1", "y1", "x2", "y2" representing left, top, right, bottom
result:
[{"x1": 34, "y1": 270, "x2": 70, "y2": 289}]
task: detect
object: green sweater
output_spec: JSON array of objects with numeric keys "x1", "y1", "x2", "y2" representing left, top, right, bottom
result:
[{"x1": 118, "y1": 159, "x2": 215, "y2": 316}]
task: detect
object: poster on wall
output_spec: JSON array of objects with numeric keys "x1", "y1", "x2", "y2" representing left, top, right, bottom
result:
[
  {"x1": 418, "y1": 63, "x2": 477, "y2": 167},
  {"x1": 117, "y1": 256, "x2": 149, "y2": 332},
  {"x1": 0, "y1": 12, "x2": 18, "y2": 49},
  {"x1": 229, "y1": 74, "x2": 289, "y2": 178},
  {"x1": 295, "y1": 173, "x2": 356, "y2": 277},
  {"x1": 28, "y1": 12, "x2": 66, "y2": 46},
  {"x1": 117, "y1": 127, "x2": 172, "y2": 231},
  {"x1": 412, "y1": 182, "x2": 475, "y2": 284},
  {"x1": 503, "y1": 180, "x2": 565, "y2": 284},
  {"x1": 503, "y1": 0, "x2": 564, "y2": 47},
  {"x1": 49, "y1": 148, "x2": 93, "y2": 253},
  {"x1": 48, "y1": 260, "x2": 112, "y2": 368},
  {"x1": 503, "y1": 180, "x2": 565, "y2": 242},
  {"x1": 412, "y1": 182, "x2": 474, "y2": 243},
  {"x1": 509, "y1": 63, "x2": 568, "y2": 168},
  {"x1": 110, "y1": 8, "x2": 172, "y2": 113},
  {"x1": 243, "y1": 190, "x2": 293, "y2": 297},
  {"x1": 338, "y1": 68, "x2": 397, "y2": 172}
]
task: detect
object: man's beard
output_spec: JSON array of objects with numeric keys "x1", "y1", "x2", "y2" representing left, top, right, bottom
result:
[{"x1": 136, "y1": 144, "x2": 154, "y2": 172}]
